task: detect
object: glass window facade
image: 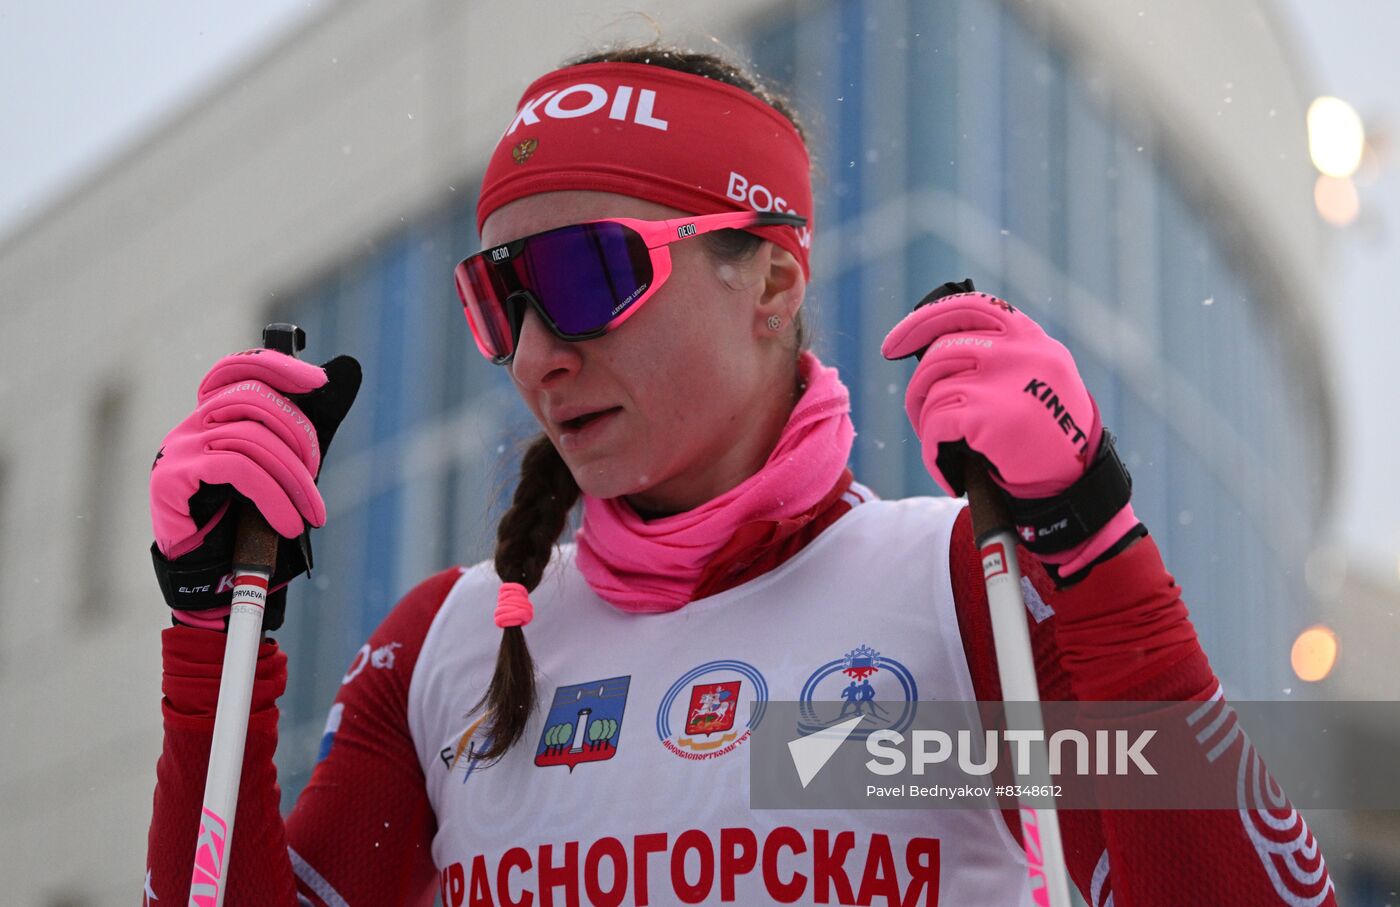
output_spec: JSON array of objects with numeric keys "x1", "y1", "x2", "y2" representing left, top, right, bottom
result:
[{"x1": 272, "y1": 0, "x2": 1331, "y2": 806}]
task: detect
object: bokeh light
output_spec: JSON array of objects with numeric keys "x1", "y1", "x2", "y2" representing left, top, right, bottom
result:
[
  {"x1": 1314, "y1": 173, "x2": 1360, "y2": 226},
  {"x1": 1307, "y1": 96, "x2": 1366, "y2": 178},
  {"x1": 1291, "y1": 625, "x2": 1339, "y2": 682}
]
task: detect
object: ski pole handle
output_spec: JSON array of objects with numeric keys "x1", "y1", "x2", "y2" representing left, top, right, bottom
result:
[
  {"x1": 188, "y1": 324, "x2": 305, "y2": 907},
  {"x1": 963, "y1": 457, "x2": 1073, "y2": 907},
  {"x1": 962, "y1": 459, "x2": 1013, "y2": 541}
]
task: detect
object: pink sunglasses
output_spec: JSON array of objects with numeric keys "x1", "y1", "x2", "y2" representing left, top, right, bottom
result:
[{"x1": 454, "y1": 209, "x2": 807, "y2": 363}]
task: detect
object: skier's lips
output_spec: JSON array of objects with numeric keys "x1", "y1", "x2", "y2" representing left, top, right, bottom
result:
[
  {"x1": 547, "y1": 403, "x2": 623, "y2": 429},
  {"x1": 553, "y1": 406, "x2": 625, "y2": 451}
]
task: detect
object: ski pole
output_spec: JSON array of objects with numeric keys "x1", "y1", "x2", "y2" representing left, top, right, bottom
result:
[
  {"x1": 963, "y1": 458, "x2": 1074, "y2": 907},
  {"x1": 188, "y1": 323, "x2": 306, "y2": 907},
  {"x1": 896, "y1": 279, "x2": 1073, "y2": 904}
]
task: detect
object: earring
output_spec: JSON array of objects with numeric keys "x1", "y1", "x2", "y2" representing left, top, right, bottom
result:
[{"x1": 767, "y1": 315, "x2": 783, "y2": 331}]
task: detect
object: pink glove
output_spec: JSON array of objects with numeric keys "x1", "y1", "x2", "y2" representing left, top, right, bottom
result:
[
  {"x1": 152, "y1": 349, "x2": 330, "y2": 559},
  {"x1": 150, "y1": 348, "x2": 361, "y2": 630},
  {"x1": 881, "y1": 288, "x2": 1139, "y2": 579}
]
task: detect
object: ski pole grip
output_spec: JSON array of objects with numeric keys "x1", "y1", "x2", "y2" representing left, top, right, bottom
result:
[
  {"x1": 963, "y1": 455, "x2": 1015, "y2": 547},
  {"x1": 231, "y1": 323, "x2": 306, "y2": 572},
  {"x1": 232, "y1": 505, "x2": 279, "y2": 570}
]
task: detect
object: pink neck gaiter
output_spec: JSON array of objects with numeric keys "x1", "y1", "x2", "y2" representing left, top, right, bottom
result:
[{"x1": 575, "y1": 350, "x2": 854, "y2": 612}]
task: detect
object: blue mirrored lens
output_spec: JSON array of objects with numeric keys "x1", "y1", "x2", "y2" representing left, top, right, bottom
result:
[{"x1": 519, "y1": 221, "x2": 652, "y2": 335}]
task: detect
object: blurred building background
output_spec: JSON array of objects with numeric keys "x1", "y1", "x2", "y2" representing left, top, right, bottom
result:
[{"x1": 0, "y1": 0, "x2": 1396, "y2": 903}]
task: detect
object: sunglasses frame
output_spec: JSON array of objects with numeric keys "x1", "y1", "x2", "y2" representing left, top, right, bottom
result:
[{"x1": 455, "y1": 209, "x2": 808, "y2": 364}]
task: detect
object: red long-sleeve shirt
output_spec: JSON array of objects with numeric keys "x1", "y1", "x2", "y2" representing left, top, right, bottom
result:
[{"x1": 144, "y1": 485, "x2": 1335, "y2": 905}]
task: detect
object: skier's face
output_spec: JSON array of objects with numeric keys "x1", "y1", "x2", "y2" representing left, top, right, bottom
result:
[{"x1": 481, "y1": 190, "x2": 804, "y2": 512}]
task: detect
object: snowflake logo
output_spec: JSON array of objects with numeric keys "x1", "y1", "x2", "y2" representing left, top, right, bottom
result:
[{"x1": 841, "y1": 644, "x2": 883, "y2": 681}]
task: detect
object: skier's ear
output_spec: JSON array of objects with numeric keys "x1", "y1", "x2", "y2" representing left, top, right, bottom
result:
[{"x1": 749, "y1": 243, "x2": 805, "y2": 341}]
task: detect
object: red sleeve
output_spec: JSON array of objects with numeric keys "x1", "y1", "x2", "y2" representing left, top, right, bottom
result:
[
  {"x1": 949, "y1": 509, "x2": 1112, "y2": 900},
  {"x1": 146, "y1": 627, "x2": 299, "y2": 905},
  {"x1": 144, "y1": 566, "x2": 462, "y2": 906},
  {"x1": 950, "y1": 508, "x2": 1337, "y2": 906}
]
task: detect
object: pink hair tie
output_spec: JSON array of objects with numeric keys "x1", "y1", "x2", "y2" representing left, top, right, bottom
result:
[{"x1": 494, "y1": 582, "x2": 534, "y2": 629}]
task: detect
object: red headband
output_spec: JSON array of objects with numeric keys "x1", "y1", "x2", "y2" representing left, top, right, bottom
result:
[{"x1": 476, "y1": 62, "x2": 814, "y2": 277}]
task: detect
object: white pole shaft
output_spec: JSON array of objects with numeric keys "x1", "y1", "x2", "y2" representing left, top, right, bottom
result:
[
  {"x1": 978, "y1": 528, "x2": 1074, "y2": 907},
  {"x1": 188, "y1": 569, "x2": 269, "y2": 907}
]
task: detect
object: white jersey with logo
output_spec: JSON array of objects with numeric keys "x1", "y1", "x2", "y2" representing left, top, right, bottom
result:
[{"x1": 408, "y1": 496, "x2": 1035, "y2": 906}]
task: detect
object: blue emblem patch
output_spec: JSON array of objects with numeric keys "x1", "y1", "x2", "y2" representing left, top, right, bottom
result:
[
  {"x1": 535, "y1": 675, "x2": 631, "y2": 772},
  {"x1": 798, "y1": 644, "x2": 917, "y2": 739}
]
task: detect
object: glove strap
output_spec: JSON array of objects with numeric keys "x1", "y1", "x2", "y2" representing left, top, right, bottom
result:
[
  {"x1": 1004, "y1": 430, "x2": 1133, "y2": 555},
  {"x1": 150, "y1": 506, "x2": 309, "y2": 631},
  {"x1": 151, "y1": 543, "x2": 241, "y2": 611}
]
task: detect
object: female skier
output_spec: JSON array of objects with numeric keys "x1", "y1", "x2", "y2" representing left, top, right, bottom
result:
[{"x1": 145, "y1": 46, "x2": 1336, "y2": 906}]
